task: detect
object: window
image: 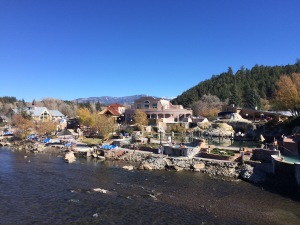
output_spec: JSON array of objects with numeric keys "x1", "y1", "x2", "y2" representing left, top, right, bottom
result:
[
  {"x1": 136, "y1": 103, "x2": 142, "y2": 109},
  {"x1": 152, "y1": 103, "x2": 157, "y2": 108},
  {"x1": 40, "y1": 111, "x2": 50, "y2": 120},
  {"x1": 144, "y1": 101, "x2": 150, "y2": 109}
]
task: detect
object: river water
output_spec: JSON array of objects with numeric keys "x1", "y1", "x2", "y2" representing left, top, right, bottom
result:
[{"x1": 0, "y1": 147, "x2": 300, "y2": 225}]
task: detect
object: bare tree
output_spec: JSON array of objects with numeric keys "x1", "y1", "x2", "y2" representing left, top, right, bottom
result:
[
  {"x1": 12, "y1": 114, "x2": 34, "y2": 139},
  {"x1": 36, "y1": 120, "x2": 58, "y2": 137},
  {"x1": 191, "y1": 94, "x2": 224, "y2": 119},
  {"x1": 92, "y1": 114, "x2": 115, "y2": 139},
  {"x1": 133, "y1": 110, "x2": 148, "y2": 130}
]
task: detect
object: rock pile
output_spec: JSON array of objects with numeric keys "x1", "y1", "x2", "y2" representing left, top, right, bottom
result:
[
  {"x1": 129, "y1": 154, "x2": 255, "y2": 180},
  {"x1": 138, "y1": 156, "x2": 166, "y2": 170},
  {"x1": 202, "y1": 122, "x2": 234, "y2": 137}
]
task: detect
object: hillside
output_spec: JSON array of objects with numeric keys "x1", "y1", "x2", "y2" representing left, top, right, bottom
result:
[{"x1": 171, "y1": 61, "x2": 300, "y2": 108}]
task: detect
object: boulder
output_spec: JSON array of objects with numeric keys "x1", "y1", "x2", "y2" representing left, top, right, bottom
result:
[
  {"x1": 238, "y1": 164, "x2": 254, "y2": 180},
  {"x1": 173, "y1": 166, "x2": 184, "y2": 171},
  {"x1": 122, "y1": 165, "x2": 134, "y2": 171},
  {"x1": 138, "y1": 163, "x2": 153, "y2": 170},
  {"x1": 64, "y1": 151, "x2": 76, "y2": 163},
  {"x1": 227, "y1": 113, "x2": 256, "y2": 136},
  {"x1": 192, "y1": 162, "x2": 205, "y2": 171}
]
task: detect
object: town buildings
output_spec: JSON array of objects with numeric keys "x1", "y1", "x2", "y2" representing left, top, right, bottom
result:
[
  {"x1": 99, "y1": 103, "x2": 125, "y2": 123},
  {"x1": 7, "y1": 106, "x2": 65, "y2": 122},
  {"x1": 124, "y1": 96, "x2": 193, "y2": 124}
]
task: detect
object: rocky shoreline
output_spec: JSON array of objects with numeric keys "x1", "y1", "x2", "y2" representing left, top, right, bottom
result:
[
  {"x1": 117, "y1": 150, "x2": 265, "y2": 183},
  {"x1": 3, "y1": 140, "x2": 269, "y2": 185}
]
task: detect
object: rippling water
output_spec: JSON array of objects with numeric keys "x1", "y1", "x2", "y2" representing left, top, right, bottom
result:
[{"x1": 0, "y1": 147, "x2": 300, "y2": 225}]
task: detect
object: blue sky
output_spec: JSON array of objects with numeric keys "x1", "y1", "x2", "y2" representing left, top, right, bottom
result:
[{"x1": 0, "y1": 0, "x2": 299, "y2": 102}]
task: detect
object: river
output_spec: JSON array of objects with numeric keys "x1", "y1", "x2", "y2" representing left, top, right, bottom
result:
[{"x1": 0, "y1": 147, "x2": 299, "y2": 225}]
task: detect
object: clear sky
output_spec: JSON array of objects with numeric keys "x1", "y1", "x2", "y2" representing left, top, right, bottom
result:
[{"x1": 0, "y1": 0, "x2": 299, "y2": 102}]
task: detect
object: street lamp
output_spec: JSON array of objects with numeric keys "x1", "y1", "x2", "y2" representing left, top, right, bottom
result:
[{"x1": 236, "y1": 131, "x2": 244, "y2": 151}]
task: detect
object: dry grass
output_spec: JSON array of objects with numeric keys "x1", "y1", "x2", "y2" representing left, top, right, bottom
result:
[{"x1": 81, "y1": 137, "x2": 102, "y2": 146}]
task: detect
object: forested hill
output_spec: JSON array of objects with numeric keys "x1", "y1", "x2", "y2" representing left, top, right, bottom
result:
[{"x1": 171, "y1": 61, "x2": 300, "y2": 108}]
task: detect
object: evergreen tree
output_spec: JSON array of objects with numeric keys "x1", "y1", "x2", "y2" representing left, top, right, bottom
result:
[
  {"x1": 228, "y1": 87, "x2": 241, "y2": 107},
  {"x1": 95, "y1": 101, "x2": 102, "y2": 112},
  {"x1": 21, "y1": 99, "x2": 26, "y2": 107},
  {"x1": 243, "y1": 89, "x2": 261, "y2": 109}
]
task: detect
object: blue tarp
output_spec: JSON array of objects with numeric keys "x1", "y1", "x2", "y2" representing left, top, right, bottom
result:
[
  {"x1": 100, "y1": 144, "x2": 117, "y2": 150},
  {"x1": 41, "y1": 137, "x2": 50, "y2": 143}
]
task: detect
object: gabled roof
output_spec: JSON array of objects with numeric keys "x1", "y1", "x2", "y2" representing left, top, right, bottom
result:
[
  {"x1": 109, "y1": 103, "x2": 124, "y2": 108},
  {"x1": 99, "y1": 107, "x2": 121, "y2": 116},
  {"x1": 11, "y1": 107, "x2": 65, "y2": 118},
  {"x1": 28, "y1": 107, "x2": 48, "y2": 117},
  {"x1": 49, "y1": 110, "x2": 65, "y2": 117},
  {"x1": 12, "y1": 107, "x2": 49, "y2": 117}
]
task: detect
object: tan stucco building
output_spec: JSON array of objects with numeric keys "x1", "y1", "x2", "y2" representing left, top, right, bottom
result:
[{"x1": 125, "y1": 96, "x2": 192, "y2": 123}]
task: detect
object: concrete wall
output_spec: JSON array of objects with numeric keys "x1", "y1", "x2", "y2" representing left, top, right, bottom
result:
[
  {"x1": 272, "y1": 156, "x2": 300, "y2": 187},
  {"x1": 163, "y1": 145, "x2": 200, "y2": 158},
  {"x1": 272, "y1": 158, "x2": 295, "y2": 176},
  {"x1": 280, "y1": 139, "x2": 299, "y2": 156},
  {"x1": 294, "y1": 163, "x2": 300, "y2": 186},
  {"x1": 251, "y1": 149, "x2": 280, "y2": 163}
]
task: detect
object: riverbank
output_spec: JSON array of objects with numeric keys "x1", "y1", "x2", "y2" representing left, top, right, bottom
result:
[
  {"x1": 1, "y1": 147, "x2": 299, "y2": 225},
  {"x1": 4, "y1": 141, "x2": 293, "y2": 185},
  {"x1": 5, "y1": 139, "x2": 271, "y2": 186}
]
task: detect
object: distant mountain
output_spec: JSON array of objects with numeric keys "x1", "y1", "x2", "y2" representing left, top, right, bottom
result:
[
  {"x1": 74, "y1": 95, "x2": 175, "y2": 105},
  {"x1": 74, "y1": 95, "x2": 146, "y2": 105}
]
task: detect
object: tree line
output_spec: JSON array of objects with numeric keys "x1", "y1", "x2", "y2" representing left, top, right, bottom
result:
[
  {"x1": 171, "y1": 61, "x2": 300, "y2": 111},
  {"x1": 0, "y1": 97, "x2": 106, "y2": 118}
]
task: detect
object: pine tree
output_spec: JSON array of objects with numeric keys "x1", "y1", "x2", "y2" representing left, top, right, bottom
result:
[{"x1": 95, "y1": 101, "x2": 102, "y2": 112}]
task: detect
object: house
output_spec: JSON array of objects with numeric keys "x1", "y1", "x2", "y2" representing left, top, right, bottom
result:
[
  {"x1": 48, "y1": 110, "x2": 65, "y2": 121},
  {"x1": 107, "y1": 103, "x2": 126, "y2": 115},
  {"x1": 124, "y1": 96, "x2": 193, "y2": 123},
  {"x1": 98, "y1": 103, "x2": 125, "y2": 123},
  {"x1": 6, "y1": 106, "x2": 65, "y2": 122}
]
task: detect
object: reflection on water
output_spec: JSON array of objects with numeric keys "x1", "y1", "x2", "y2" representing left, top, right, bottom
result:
[{"x1": 0, "y1": 147, "x2": 300, "y2": 225}]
